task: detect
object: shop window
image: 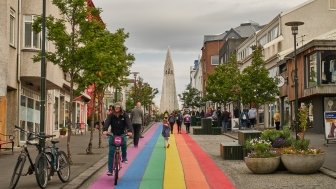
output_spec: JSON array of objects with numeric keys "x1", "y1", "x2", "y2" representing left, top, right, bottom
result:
[
  {"x1": 306, "y1": 53, "x2": 317, "y2": 87},
  {"x1": 54, "y1": 97, "x2": 59, "y2": 130},
  {"x1": 321, "y1": 51, "x2": 336, "y2": 84},
  {"x1": 325, "y1": 97, "x2": 336, "y2": 111}
]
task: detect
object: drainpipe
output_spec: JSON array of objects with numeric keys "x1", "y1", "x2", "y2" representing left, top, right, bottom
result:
[{"x1": 16, "y1": 0, "x2": 22, "y2": 146}]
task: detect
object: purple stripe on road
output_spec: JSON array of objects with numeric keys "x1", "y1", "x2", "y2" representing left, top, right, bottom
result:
[{"x1": 88, "y1": 123, "x2": 160, "y2": 189}]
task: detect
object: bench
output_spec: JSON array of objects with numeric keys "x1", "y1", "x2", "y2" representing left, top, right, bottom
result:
[
  {"x1": 0, "y1": 132, "x2": 14, "y2": 152},
  {"x1": 220, "y1": 142, "x2": 244, "y2": 160}
]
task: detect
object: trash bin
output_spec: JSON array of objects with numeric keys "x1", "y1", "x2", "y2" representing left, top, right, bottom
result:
[
  {"x1": 191, "y1": 115, "x2": 197, "y2": 126},
  {"x1": 196, "y1": 117, "x2": 201, "y2": 126}
]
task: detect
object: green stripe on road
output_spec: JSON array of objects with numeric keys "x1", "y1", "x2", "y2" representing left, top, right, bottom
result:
[{"x1": 139, "y1": 133, "x2": 165, "y2": 189}]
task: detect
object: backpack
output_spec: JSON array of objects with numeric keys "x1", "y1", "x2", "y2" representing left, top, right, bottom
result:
[
  {"x1": 184, "y1": 116, "x2": 190, "y2": 123},
  {"x1": 168, "y1": 116, "x2": 175, "y2": 123}
]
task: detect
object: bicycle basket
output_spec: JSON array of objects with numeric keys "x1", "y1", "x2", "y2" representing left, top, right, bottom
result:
[{"x1": 113, "y1": 136, "x2": 122, "y2": 145}]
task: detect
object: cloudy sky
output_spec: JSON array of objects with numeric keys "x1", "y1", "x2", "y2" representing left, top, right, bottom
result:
[{"x1": 93, "y1": 0, "x2": 307, "y2": 106}]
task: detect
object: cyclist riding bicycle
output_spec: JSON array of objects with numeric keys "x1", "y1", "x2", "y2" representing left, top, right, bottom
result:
[{"x1": 103, "y1": 102, "x2": 133, "y2": 176}]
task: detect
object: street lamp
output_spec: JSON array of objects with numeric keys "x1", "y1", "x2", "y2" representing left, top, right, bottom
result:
[
  {"x1": 39, "y1": 0, "x2": 47, "y2": 148},
  {"x1": 285, "y1": 21, "x2": 304, "y2": 139},
  {"x1": 131, "y1": 72, "x2": 139, "y2": 103}
]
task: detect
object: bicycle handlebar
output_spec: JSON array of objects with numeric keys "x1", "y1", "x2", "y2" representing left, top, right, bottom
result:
[{"x1": 15, "y1": 125, "x2": 56, "y2": 140}]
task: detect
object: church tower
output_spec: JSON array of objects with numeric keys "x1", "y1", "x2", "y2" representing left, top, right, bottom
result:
[{"x1": 160, "y1": 48, "x2": 179, "y2": 113}]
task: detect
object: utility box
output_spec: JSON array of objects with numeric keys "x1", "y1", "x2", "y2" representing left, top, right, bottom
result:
[
  {"x1": 238, "y1": 130, "x2": 261, "y2": 145},
  {"x1": 220, "y1": 142, "x2": 244, "y2": 160}
]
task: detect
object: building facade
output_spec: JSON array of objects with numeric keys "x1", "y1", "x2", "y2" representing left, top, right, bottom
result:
[
  {"x1": 236, "y1": 0, "x2": 336, "y2": 129},
  {"x1": 0, "y1": 0, "x2": 92, "y2": 146}
]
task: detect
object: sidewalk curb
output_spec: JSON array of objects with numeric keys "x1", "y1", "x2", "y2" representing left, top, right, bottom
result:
[{"x1": 62, "y1": 122, "x2": 156, "y2": 189}]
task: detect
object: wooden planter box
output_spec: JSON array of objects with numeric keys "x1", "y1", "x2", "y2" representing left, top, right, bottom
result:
[
  {"x1": 220, "y1": 142, "x2": 244, "y2": 160},
  {"x1": 238, "y1": 130, "x2": 261, "y2": 145},
  {"x1": 60, "y1": 129, "x2": 67, "y2": 136}
]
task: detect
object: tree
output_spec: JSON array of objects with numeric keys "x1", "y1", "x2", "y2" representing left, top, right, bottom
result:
[
  {"x1": 78, "y1": 26, "x2": 134, "y2": 153},
  {"x1": 205, "y1": 55, "x2": 241, "y2": 106},
  {"x1": 32, "y1": 0, "x2": 113, "y2": 162},
  {"x1": 240, "y1": 46, "x2": 279, "y2": 126},
  {"x1": 128, "y1": 78, "x2": 158, "y2": 114},
  {"x1": 178, "y1": 84, "x2": 204, "y2": 109}
]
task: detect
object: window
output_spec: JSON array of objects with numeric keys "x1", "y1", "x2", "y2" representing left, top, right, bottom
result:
[
  {"x1": 321, "y1": 51, "x2": 336, "y2": 84},
  {"x1": 330, "y1": 0, "x2": 336, "y2": 10},
  {"x1": 54, "y1": 97, "x2": 59, "y2": 130},
  {"x1": 306, "y1": 53, "x2": 317, "y2": 87},
  {"x1": 268, "y1": 26, "x2": 279, "y2": 42},
  {"x1": 258, "y1": 35, "x2": 268, "y2": 46},
  {"x1": 24, "y1": 15, "x2": 41, "y2": 49},
  {"x1": 10, "y1": 8, "x2": 15, "y2": 46},
  {"x1": 211, "y1": 55, "x2": 219, "y2": 65}
]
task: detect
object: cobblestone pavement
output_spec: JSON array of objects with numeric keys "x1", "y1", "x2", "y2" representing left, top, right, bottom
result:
[{"x1": 189, "y1": 133, "x2": 336, "y2": 189}]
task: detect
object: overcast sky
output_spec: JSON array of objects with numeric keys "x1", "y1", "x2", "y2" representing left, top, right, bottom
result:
[{"x1": 93, "y1": 0, "x2": 307, "y2": 107}]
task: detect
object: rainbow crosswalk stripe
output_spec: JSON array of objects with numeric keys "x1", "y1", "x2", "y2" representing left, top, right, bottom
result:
[{"x1": 89, "y1": 123, "x2": 235, "y2": 189}]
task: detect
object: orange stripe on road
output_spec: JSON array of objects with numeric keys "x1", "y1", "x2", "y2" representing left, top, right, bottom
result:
[
  {"x1": 182, "y1": 133, "x2": 236, "y2": 189},
  {"x1": 175, "y1": 134, "x2": 210, "y2": 189}
]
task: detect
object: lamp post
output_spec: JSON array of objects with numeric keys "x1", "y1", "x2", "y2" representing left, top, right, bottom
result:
[
  {"x1": 39, "y1": 0, "x2": 47, "y2": 148},
  {"x1": 131, "y1": 72, "x2": 139, "y2": 104},
  {"x1": 285, "y1": 21, "x2": 304, "y2": 140}
]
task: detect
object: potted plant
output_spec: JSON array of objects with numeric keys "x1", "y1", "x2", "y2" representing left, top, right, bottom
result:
[
  {"x1": 244, "y1": 137, "x2": 280, "y2": 174},
  {"x1": 59, "y1": 125, "x2": 67, "y2": 136},
  {"x1": 281, "y1": 106, "x2": 326, "y2": 174}
]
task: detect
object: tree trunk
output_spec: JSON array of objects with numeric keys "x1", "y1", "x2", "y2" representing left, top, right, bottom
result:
[
  {"x1": 98, "y1": 92, "x2": 103, "y2": 148},
  {"x1": 86, "y1": 91, "x2": 96, "y2": 154},
  {"x1": 67, "y1": 77, "x2": 74, "y2": 164}
]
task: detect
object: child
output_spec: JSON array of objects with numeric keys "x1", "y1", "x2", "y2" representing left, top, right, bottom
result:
[{"x1": 162, "y1": 118, "x2": 171, "y2": 148}]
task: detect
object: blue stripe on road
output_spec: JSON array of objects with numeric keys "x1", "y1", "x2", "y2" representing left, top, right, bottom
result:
[{"x1": 116, "y1": 124, "x2": 162, "y2": 189}]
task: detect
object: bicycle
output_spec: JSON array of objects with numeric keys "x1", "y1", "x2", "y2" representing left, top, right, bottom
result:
[
  {"x1": 9, "y1": 125, "x2": 54, "y2": 189},
  {"x1": 45, "y1": 139, "x2": 70, "y2": 183},
  {"x1": 107, "y1": 133, "x2": 127, "y2": 185}
]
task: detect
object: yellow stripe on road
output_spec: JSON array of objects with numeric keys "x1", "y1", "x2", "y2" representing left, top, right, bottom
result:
[{"x1": 164, "y1": 134, "x2": 186, "y2": 189}]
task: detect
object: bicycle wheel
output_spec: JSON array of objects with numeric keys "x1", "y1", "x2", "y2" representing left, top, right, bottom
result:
[
  {"x1": 57, "y1": 151, "x2": 70, "y2": 182},
  {"x1": 9, "y1": 153, "x2": 26, "y2": 189},
  {"x1": 114, "y1": 152, "x2": 121, "y2": 185},
  {"x1": 45, "y1": 152, "x2": 54, "y2": 180},
  {"x1": 35, "y1": 153, "x2": 49, "y2": 188}
]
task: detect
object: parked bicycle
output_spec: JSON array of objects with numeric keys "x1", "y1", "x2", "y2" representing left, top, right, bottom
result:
[
  {"x1": 45, "y1": 139, "x2": 70, "y2": 183},
  {"x1": 107, "y1": 133, "x2": 127, "y2": 185},
  {"x1": 9, "y1": 125, "x2": 70, "y2": 189}
]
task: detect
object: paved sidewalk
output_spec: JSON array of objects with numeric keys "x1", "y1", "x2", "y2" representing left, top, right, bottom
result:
[{"x1": 222, "y1": 128, "x2": 336, "y2": 178}]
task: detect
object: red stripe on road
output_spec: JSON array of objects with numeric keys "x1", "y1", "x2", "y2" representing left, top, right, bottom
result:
[{"x1": 182, "y1": 133, "x2": 236, "y2": 189}]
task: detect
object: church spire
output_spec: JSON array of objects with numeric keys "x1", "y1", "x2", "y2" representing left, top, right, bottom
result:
[{"x1": 160, "y1": 48, "x2": 179, "y2": 113}]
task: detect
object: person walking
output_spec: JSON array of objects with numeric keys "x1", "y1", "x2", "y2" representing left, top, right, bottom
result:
[
  {"x1": 168, "y1": 112, "x2": 176, "y2": 134},
  {"x1": 216, "y1": 107, "x2": 222, "y2": 128},
  {"x1": 240, "y1": 108, "x2": 249, "y2": 130},
  {"x1": 103, "y1": 102, "x2": 133, "y2": 176},
  {"x1": 183, "y1": 111, "x2": 191, "y2": 133},
  {"x1": 273, "y1": 111, "x2": 281, "y2": 130},
  {"x1": 176, "y1": 111, "x2": 183, "y2": 134},
  {"x1": 130, "y1": 101, "x2": 144, "y2": 147},
  {"x1": 162, "y1": 118, "x2": 171, "y2": 148},
  {"x1": 221, "y1": 108, "x2": 231, "y2": 133},
  {"x1": 248, "y1": 107, "x2": 257, "y2": 128}
]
